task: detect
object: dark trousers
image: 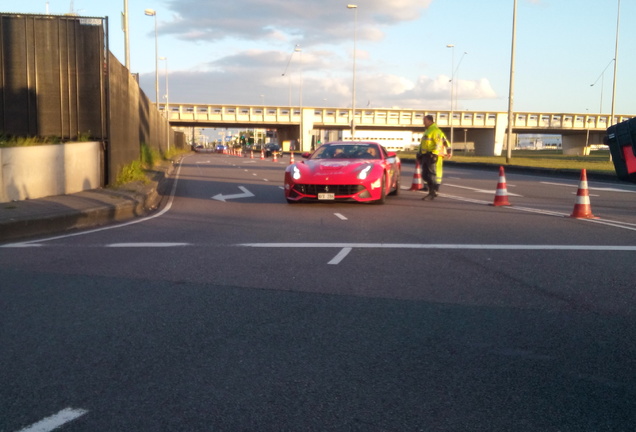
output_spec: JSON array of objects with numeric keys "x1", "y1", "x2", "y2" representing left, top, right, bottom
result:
[{"x1": 418, "y1": 153, "x2": 438, "y2": 192}]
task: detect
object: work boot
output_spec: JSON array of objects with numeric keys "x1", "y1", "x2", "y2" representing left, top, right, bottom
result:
[{"x1": 421, "y1": 191, "x2": 437, "y2": 201}]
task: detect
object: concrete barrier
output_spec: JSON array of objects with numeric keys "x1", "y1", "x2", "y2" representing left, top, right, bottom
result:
[{"x1": 0, "y1": 141, "x2": 101, "y2": 203}]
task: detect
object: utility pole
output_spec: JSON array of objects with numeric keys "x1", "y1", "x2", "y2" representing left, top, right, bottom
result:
[
  {"x1": 506, "y1": 0, "x2": 517, "y2": 163},
  {"x1": 123, "y1": 0, "x2": 130, "y2": 69}
]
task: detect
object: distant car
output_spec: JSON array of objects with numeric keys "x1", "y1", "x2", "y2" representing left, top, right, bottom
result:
[
  {"x1": 215, "y1": 144, "x2": 227, "y2": 153},
  {"x1": 284, "y1": 141, "x2": 401, "y2": 204},
  {"x1": 264, "y1": 143, "x2": 282, "y2": 157}
]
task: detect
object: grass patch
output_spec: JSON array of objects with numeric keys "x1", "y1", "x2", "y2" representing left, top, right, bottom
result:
[
  {"x1": 115, "y1": 160, "x2": 148, "y2": 186},
  {"x1": 0, "y1": 135, "x2": 62, "y2": 147},
  {"x1": 399, "y1": 150, "x2": 615, "y2": 175}
]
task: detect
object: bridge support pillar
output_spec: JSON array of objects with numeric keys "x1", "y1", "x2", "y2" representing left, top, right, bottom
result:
[
  {"x1": 470, "y1": 129, "x2": 511, "y2": 156},
  {"x1": 300, "y1": 108, "x2": 314, "y2": 153},
  {"x1": 562, "y1": 132, "x2": 605, "y2": 155},
  {"x1": 276, "y1": 109, "x2": 315, "y2": 153}
]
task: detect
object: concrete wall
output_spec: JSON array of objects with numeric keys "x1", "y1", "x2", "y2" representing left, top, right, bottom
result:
[{"x1": 0, "y1": 142, "x2": 101, "y2": 203}]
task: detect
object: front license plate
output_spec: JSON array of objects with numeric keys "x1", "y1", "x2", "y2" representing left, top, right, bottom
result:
[{"x1": 318, "y1": 193, "x2": 335, "y2": 200}]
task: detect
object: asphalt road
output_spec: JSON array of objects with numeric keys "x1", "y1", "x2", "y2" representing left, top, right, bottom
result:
[{"x1": 2, "y1": 153, "x2": 636, "y2": 431}]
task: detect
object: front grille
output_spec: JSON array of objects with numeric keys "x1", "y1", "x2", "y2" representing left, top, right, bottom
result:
[{"x1": 295, "y1": 184, "x2": 365, "y2": 196}]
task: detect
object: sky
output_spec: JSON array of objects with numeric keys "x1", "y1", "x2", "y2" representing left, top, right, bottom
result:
[{"x1": 7, "y1": 0, "x2": 636, "y2": 116}]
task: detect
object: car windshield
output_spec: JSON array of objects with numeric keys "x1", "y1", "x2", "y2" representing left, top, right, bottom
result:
[{"x1": 312, "y1": 144, "x2": 380, "y2": 160}]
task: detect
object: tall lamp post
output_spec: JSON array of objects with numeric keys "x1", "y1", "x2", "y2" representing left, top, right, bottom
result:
[
  {"x1": 123, "y1": 0, "x2": 130, "y2": 69},
  {"x1": 347, "y1": 4, "x2": 358, "y2": 138},
  {"x1": 446, "y1": 44, "x2": 455, "y2": 147},
  {"x1": 144, "y1": 8, "x2": 159, "y2": 105},
  {"x1": 590, "y1": 59, "x2": 614, "y2": 113},
  {"x1": 298, "y1": 47, "x2": 304, "y2": 151},
  {"x1": 159, "y1": 56, "x2": 170, "y2": 151},
  {"x1": 610, "y1": 0, "x2": 621, "y2": 126},
  {"x1": 159, "y1": 56, "x2": 169, "y2": 114},
  {"x1": 506, "y1": 0, "x2": 517, "y2": 163},
  {"x1": 282, "y1": 45, "x2": 300, "y2": 107}
]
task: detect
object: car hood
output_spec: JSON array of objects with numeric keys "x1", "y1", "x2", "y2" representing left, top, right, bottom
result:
[{"x1": 299, "y1": 159, "x2": 376, "y2": 176}]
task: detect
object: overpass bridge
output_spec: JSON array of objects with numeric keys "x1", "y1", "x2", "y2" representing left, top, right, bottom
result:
[{"x1": 163, "y1": 103, "x2": 633, "y2": 155}]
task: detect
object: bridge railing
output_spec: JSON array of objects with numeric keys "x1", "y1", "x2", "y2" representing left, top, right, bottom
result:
[{"x1": 163, "y1": 104, "x2": 631, "y2": 131}]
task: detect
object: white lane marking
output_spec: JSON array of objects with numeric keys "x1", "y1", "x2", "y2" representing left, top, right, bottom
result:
[
  {"x1": 0, "y1": 243, "x2": 42, "y2": 248},
  {"x1": 541, "y1": 181, "x2": 636, "y2": 193},
  {"x1": 239, "y1": 243, "x2": 636, "y2": 251},
  {"x1": 572, "y1": 192, "x2": 600, "y2": 197},
  {"x1": 442, "y1": 194, "x2": 636, "y2": 231},
  {"x1": 17, "y1": 407, "x2": 88, "y2": 432},
  {"x1": 106, "y1": 243, "x2": 189, "y2": 247},
  {"x1": 444, "y1": 183, "x2": 523, "y2": 196},
  {"x1": 211, "y1": 186, "x2": 255, "y2": 202},
  {"x1": 3, "y1": 154, "x2": 188, "y2": 246},
  {"x1": 334, "y1": 213, "x2": 348, "y2": 220},
  {"x1": 328, "y1": 247, "x2": 352, "y2": 265}
]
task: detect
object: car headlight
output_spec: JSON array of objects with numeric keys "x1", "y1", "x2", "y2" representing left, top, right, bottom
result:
[
  {"x1": 292, "y1": 166, "x2": 301, "y2": 180},
  {"x1": 358, "y1": 165, "x2": 372, "y2": 180}
]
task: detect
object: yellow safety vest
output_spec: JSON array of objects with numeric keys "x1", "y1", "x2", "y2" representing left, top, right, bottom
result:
[{"x1": 419, "y1": 124, "x2": 447, "y2": 155}]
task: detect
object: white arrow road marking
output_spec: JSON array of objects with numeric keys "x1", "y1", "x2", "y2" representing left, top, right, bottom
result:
[
  {"x1": 17, "y1": 407, "x2": 88, "y2": 432},
  {"x1": 212, "y1": 186, "x2": 255, "y2": 202}
]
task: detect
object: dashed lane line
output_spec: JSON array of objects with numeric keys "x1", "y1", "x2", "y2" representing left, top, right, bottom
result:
[
  {"x1": 16, "y1": 407, "x2": 88, "y2": 432},
  {"x1": 328, "y1": 247, "x2": 352, "y2": 265}
]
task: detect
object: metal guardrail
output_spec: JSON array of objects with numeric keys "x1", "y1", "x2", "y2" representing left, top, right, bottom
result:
[{"x1": 162, "y1": 104, "x2": 632, "y2": 131}]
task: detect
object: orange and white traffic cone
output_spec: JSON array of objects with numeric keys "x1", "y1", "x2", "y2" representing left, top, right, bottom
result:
[
  {"x1": 409, "y1": 160, "x2": 424, "y2": 191},
  {"x1": 250, "y1": 150, "x2": 254, "y2": 159},
  {"x1": 491, "y1": 166, "x2": 511, "y2": 206},
  {"x1": 289, "y1": 152, "x2": 295, "y2": 165},
  {"x1": 570, "y1": 169, "x2": 598, "y2": 219},
  {"x1": 260, "y1": 149, "x2": 265, "y2": 160},
  {"x1": 272, "y1": 151, "x2": 278, "y2": 162}
]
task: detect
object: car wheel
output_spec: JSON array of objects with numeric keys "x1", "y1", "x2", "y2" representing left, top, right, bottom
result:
[
  {"x1": 374, "y1": 176, "x2": 386, "y2": 205},
  {"x1": 389, "y1": 173, "x2": 400, "y2": 196}
]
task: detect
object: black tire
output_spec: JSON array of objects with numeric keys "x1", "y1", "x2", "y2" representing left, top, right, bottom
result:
[
  {"x1": 389, "y1": 173, "x2": 400, "y2": 196},
  {"x1": 374, "y1": 176, "x2": 386, "y2": 205}
]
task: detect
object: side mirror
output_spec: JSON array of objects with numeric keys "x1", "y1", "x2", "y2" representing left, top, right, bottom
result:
[{"x1": 301, "y1": 152, "x2": 311, "y2": 159}]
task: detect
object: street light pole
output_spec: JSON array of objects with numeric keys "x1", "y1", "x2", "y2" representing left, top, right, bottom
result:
[
  {"x1": 610, "y1": 0, "x2": 621, "y2": 126},
  {"x1": 144, "y1": 9, "x2": 159, "y2": 105},
  {"x1": 160, "y1": 57, "x2": 169, "y2": 114},
  {"x1": 347, "y1": 4, "x2": 358, "y2": 138},
  {"x1": 590, "y1": 59, "x2": 614, "y2": 113},
  {"x1": 282, "y1": 44, "x2": 300, "y2": 107},
  {"x1": 446, "y1": 44, "x2": 454, "y2": 147},
  {"x1": 506, "y1": 0, "x2": 517, "y2": 164},
  {"x1": 159, "y1": 56, "x2": 170, "y2": 151},
  {"x1": 298, "y1": 47, "x2": 303, "y2": 151},
  {"x1": 123, "y1": 0, "x2": 130, "y2": 69}
]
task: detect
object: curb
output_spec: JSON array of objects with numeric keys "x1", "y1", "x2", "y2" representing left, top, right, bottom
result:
[{"x1": 0, "y1": 162, "x2": 173, "y2": 243}]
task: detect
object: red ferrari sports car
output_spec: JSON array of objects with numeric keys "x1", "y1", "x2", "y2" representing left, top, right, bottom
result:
[{"x1": 284, "y1": 141, "x2": 401, "y2": 204}]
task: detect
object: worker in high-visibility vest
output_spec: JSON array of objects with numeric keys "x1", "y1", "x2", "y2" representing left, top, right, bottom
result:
[{"x1": 417, "y1": 114, "x2": 452, "y2": 200}]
